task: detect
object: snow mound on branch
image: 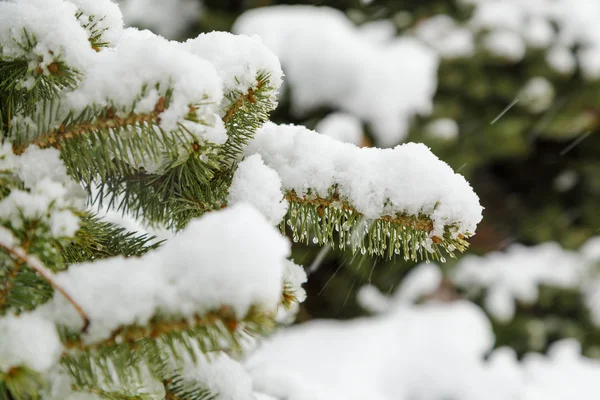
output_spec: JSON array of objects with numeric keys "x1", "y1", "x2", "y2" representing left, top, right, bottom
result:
[
  {"x1": 0, "y1": 0, "x2": 95, "y2": 73},
  {"x1": 234, "y1": 5, "x2": 438, "y2": 147},
  {"x1": 65, "y1": 29, "x2": 226, "y2": 145},
  {"x1": 248, "y1": 295, "x2": 600, "y2": 400},
  {"x1": 0, "y1": 314, "x2": 62, "y2": 373},
  {"x1": 42, "y1": 204, "x2": 291, "y2": 343},
  {"x1": 181, "y1": 31, "x2": 283, "y2": 98},
  {"x1": 227, "y1": 154, "x2": 288, "y2": 225},
  {"x1": 246, "y1": 122, "x2": 482, "y2": 238}
]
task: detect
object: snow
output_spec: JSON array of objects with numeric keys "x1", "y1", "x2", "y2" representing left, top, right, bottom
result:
[
  {"x1": 0, "y1": 313, "x2": 62, "y2": 372},
  {"x1": 579, "y1": 46, "x2": 600, "y2": 80},
  {"x1": 65, "y1": 29, "x2": 226, "y2": 152},
  {"x1": 357, "y1": 20, "x2": 397, "y2": 44},
  {"x1": 118, "y1": 0, "x2": 202, "y2": 39},
  {"x1": 248, "y1": 292, "x2": 600, "y2": 400},
  {"x1": 41, "y1": 204, "x2": 291, "y2": 343},
  {"x1": 227, "y1": 154, "x2": 288, "y2": 225},
  {"x1": 314, "y1": 113, "x2": 364, "y2": 145},
  {"x1": 0, "y1": 0, "x2": 95, "y2": 74},
  {"x1": 553, "y1": 170, "x2": 578, "y2": 192},
  {"x1": 466, "y1": 0, "x2": 600, "y2": 79},
  {"x1": 394, "y1": 263, "x2": 443, "y2": 304},
  {"x1": 181, "y1": 31, "x2": 283, "y2": 105},
  {"x1": 520, "y1": 77, "x2": 555, "y2": 113},
  {"x1": 233, "y1": 6, "x2": 439, "y2": 147},
  {"x1": 0, "y1": 145, "x2": 82, "y2": 238},
  {"x1": 483, "y1": 30, "x2": 526, "y2": 62},
  {"x1": 425, "y1": 118, "x2": 459, "y2": 141},
  {"x1": 546, "y1": 46, "x2": 577, "y2": 75},
  {"x1": 282, "y1": 260, "x2": 307, "y2": 304},
  {"x1": 246, "y1": 122, "x2": 483, "y2": 238},
  {"x1": 177, "y1": 347, "x2": 255, "y2": 400},
  {"x1": 453, "y1": 240, "x2": 600, "y2": 324},
  {"x1": 414, "y1": 15, "x2": 474, "y2": 59},
  {"x1": 247, "y1": 301, "x2": 497, "y2": 400}
]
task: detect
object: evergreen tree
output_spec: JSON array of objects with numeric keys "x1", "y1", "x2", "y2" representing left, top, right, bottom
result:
[{"x1": 0, "y1": 0, "x2": 481, "y2": 398}]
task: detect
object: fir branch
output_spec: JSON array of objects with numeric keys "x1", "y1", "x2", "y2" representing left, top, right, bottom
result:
[
  {"x1": 13, "y1": 102, "x2": 163, "y2": 154},
  {"x1": 0, "y1": 366, "x2": 45, "y2": 400},
  {"x1": 61, "y1": 305, "x2": 274, "y2": 354},
  {"x1": 283, "y1": 190, "x2": 471, "y2": 262},
  {"x1": 285, "y1": 191, "x2": 435, "y2": 232},
  {"x1": 56, "y1": 214, "x2": 161, "y2": 264},
  {"x1": 219, "y1": 73, "x2": 278, "y2": 165},
  {"x1": 75, "y1": 11, "x2": 111, "y2": 51},
  {"x1": 0, "y1": 242, "x2": 90, "y2": 330},
  {"x1": 0, "y1": 257, "x2": 23, "y2": 313}
]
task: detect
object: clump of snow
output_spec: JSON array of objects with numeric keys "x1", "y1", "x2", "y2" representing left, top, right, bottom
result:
[
  {"x1": 227, "y1": 154, "x2": 288, "y2": 225},
  {"x1": 520, "y1": 77, "x2": 555, "y2": 113},
  {"x1": 394, "y1": 263, "x2": 443, "y2": 304},
  {"x1": 579, "y1": 47, "x2": 600, "y2": 80},
  {"x1": 170, "y1": 341, "x2": 255, "y2": 400},
  {"x1": 64, "y1": 29, "x2": 226, "y2": 149},
  {"x1": 283, "y1": 260, "x2": 307, "y2": 304},
  {"x1": 414, "y1": 15, "x2": 474, "y2": 59},
  {"x1": 524, "y1": 16, "x2": 554, "y2": 48},
  {"x1": 483, "y1": 30, "x2": 526, "y2": 62},
  {"x1": 314, "y1": 113, "x2": 364, "y2": 145},
  {"x1": 118, "y1": 0, "x2": 202, "y2": 39},
  {"x1": 246, "y1": 122, "x2": 482, "y2": 238},
  {"x1": 0, "y1": 0, "x2": 95, "y2": 75},
  {"x1": 233, "y1": 6, "x2": 439, "y2": 147},
  {"x1": 0, "y1": 313, "x2": 62, "y2": 372},
  {"x1": 357, "y1": 20, "x2": 397, "y2": 44},
  {"x1": 248, "y1": 285, "x2": 600, "y2": 400},
  {"x1": 546, "y1": 46, "x2": 577, "y2": 75},
  {"x1": 0, "y1": 145, "x2": 83, "y2": 239},
  {"x1": 358, "y1": 263, "x2": 442, "y2": 313},
  {"x1": 466, "y1": 0, "x2": 600, "y2": 80},
  {"x1": 69, "y1": 0, "x2": 124, "y2": 45},
  {"x1": 453, "y1": 240, "x2": 600, "y2": 324},
  {"x1": 247, "y1": 301, "x2": 497, "y2": 400},
  {"x1": 41, "y1": 204, "x2": 290, "y2": 343},
  {"x1": 181, "y1": 31, "x2": 283, "y2": 106},
  {"x1": 425, "y1": 118, "x2": 459, "y2": 141},
  {"x1": 553, "y1": 170, "x2": 578, "y2": 192}
]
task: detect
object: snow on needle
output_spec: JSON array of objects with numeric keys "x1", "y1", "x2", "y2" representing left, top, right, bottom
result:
[{"x1": 491, "y1": 98, "x2": 519, "y2": 125}]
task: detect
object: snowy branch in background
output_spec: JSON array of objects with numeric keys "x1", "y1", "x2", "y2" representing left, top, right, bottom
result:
[
  {"x1": 234, "y1": 6, "x2": 439, "y2": 147},
  {"x1": 249, "y1": 247, "x2": 600, "y2": 400}
]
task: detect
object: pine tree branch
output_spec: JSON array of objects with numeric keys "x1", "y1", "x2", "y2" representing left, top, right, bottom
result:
[
  {"x1": 0, "y1": 243, "x2": 89, "y2": 331},
  {"x1": 0, "y1": 259, "x2": 23, "y2": 312},
  {"x1": 283, "y1": 190, "x2": 471, "y2": 261},
  {"x1": 219, "y1": 73, "x2": 278, "y2": 165},
  {"x1": 284, "y1": 190, "x2": 435, "y2": 233},
  {"x1": 12, "y1": 100, "x2": 164, "y2": 155},
  {"x1": 62, "y1": 305, "x2": 273, "y2": 353}
]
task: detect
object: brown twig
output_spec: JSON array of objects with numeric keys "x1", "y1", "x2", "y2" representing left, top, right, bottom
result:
[{"x1": 0, "y1": 243, "x2": 90, "y2": 331}]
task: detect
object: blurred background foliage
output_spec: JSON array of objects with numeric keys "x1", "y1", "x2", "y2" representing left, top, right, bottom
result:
[{"x1": 121, "y1": 0, "x2": 600, "y2": 358}]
